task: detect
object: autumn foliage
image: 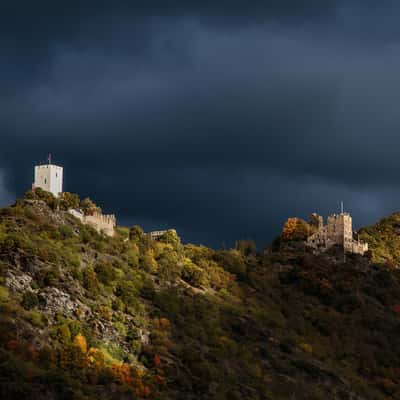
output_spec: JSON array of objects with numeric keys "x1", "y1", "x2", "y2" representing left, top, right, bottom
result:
[{"x1": 281, "y1": 217, "x2": 311, "y2": 241}]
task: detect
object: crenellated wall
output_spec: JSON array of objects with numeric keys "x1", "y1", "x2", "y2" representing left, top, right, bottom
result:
[
  {"x1": 68, "y1": 209, "x2": 116, "y2": 236},
  {"x1": 84, "y1": 212, "x2": 116, "y2": 237}
]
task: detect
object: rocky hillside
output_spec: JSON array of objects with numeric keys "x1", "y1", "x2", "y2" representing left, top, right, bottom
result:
[{"x1": 1, "y1": 195, "x2": 400, "y2": 399}]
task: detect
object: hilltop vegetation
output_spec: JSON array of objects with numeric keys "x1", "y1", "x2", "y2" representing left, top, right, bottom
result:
[
  {"x1": 359, "y1": 212, "x2": 400, "y2": 266},
  {"x1": 1, "y1": 195, "x2": 400, "y2": 399}
]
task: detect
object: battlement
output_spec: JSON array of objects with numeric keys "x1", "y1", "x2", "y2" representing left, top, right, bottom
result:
[
  {"x1": 84, "y1": 212, "x2": 116, "y2": 237},
  {"x1": 68, "y1": 209, "x2": 116, "y2": 237}
]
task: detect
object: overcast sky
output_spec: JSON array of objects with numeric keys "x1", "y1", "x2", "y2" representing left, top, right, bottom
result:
[{"x1": 1, "y1": 1, "x2": 400, "y2": 247}]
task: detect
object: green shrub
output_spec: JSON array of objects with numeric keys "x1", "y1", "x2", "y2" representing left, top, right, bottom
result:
[
  {"x1": 214, "y1": 250, "x2": 247, "y2": 280},
  {"x1": 181, "y1": 260, "x2": 209, "y2": 288},
  {"x1": 114, "y1": 321, "x2": 127, "y2": 337},
  {"x1": 21, "y1": 291, "x2": 39, "y2": 310},
  {"x1": 115, "y1": 281, "x2": 139, "y2": 308},
  {"x1": 129, "y1": 225, "x2": 145, "y2": 242},
  {"x1": 43, "y1": 269, "x2": 61, "y2": 287},
  {"x1": 59, "y1": 192, "x2": 80, "y2": 210},
  {"x1": 26, "y1": 310, "x2": 45, "y2": 327},
  {"x1": 94, "y1": 260, "x2": 116, "y2": 285},
  {"x1": 0, "y1": 285, "x2": 9, "y2": 302},
  {"x1": 82, "y1": 265, "x2": 99, "y2": 296},
  {"x1": 59, "y1": 225, "x2": 74, "y2": 239}
]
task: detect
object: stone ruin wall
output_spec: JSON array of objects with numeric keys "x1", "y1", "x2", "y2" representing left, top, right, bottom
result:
[
  {"x1": 307, "y1": 212, "x2": 368, "y2": 256},
  {"x1": 84, "y1": 212, "x2": 116, "y2": 237}
]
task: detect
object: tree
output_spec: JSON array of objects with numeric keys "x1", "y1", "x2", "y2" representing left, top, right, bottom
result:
[
  {"x1": 181, "y1": 259, "x2": 209, "y2": 287},
  {"x1": 129, "y1": 225, "x2": 145, "y2": 242},
  {"x1": 116, "y1": 280, "x2": 140, "y2": 309},
  {"x1": 80, "y1": 198, "x2": 101, "y2": 215},
  {"x1": 159, "y1": 230, "x2": 181, "y2": 249},
  {"x1": 59, "y1": 192, "x2": 80, "y2": 210},
  {"x1": 214, "y1": 250, "x2": 247, "y2": 280},
  {"x1": 235, "y1": 240, "x2": 257, "y2": 256},
  {"x1": 140, "y1": 250, "x2": 158, "y2": 273},
  {"x1": 25, "y1": 187, "x2": 58, "y2": 209},
  {"x1": 94, "y1": 260, "x2": 116, "y2": 284},
  {"x1": 73, "y1": 333, "x2": 87, "y2": 354},
  {"x1": 83, "y1": 265, "x2": 99, "y2": 296},
  {"x1": 281, "y1": 218, "x2": 311, "y2": 241},
  {"x1": 157, "y1": 249, "x2": 181, "y2": 280}
]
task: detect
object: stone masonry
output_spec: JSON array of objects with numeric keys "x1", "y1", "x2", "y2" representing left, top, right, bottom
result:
[{"x1": 307, "y1": 212, "x2": 368, "y2": 255}]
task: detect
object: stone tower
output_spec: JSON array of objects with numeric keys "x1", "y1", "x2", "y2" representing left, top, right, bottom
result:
[
  {"x1": 307, "y1": 210, "x2": 368, "y2": 255},
  {"x1": 326, "y1": 213, "x2": 353, "y2": 250},
  {"x1": 33, "y1": 157, "x2": 63, "y2": 197}
]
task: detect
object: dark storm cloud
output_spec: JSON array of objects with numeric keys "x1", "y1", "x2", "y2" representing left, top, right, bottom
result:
[{"x1": 2, "y1": 1, "x2": 400, "y2": 246}]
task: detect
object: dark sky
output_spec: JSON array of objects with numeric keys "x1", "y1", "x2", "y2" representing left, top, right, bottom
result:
[{"x1": 1, "y1": 1, "x2": 400, "y2": 248}]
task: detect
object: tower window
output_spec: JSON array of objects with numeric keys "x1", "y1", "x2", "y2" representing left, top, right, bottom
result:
[{"x1": 45, "y1": 178, "x2": 47, "y2": 184}]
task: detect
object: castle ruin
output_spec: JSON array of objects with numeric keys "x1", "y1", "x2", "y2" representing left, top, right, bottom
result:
[
  {"x1": 83, "y1": 211, "x2": 116, "y2": 237},
  {"x1": 307, "y1": 211, "x2": 368, "y2": 255},
  {"x1": 32, "y1": 158, "x2": 116, "y2": 237},
  {"x1": 68, "y1": 209, "x2": 116, "y2": 237}
]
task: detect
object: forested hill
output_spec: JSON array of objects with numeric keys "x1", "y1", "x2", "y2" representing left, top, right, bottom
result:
[
  {"x1": 1, "y1": 193, "x2": 400, "y2": 400},
  {"x1": 359, "y1": 212, "x2": 400, "y2": 267}
]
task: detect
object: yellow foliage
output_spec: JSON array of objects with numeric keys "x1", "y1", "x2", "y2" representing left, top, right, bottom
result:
[
  {"x1": 98, "y1": 305, "x2": 113, "y2": 321},
  {"x1": 299, "y1": 343, "x2": 313, "y2": 354},
  {"x1": 0, "y1": 285, "x2": 9, "y2": 302},
  {"x1": 281, "y1": 218, "x2": 310, "y2": 241},
  {"x1": 111, "y1": 362, "x2": 133, "y2": 385},
  {"x1": 73, "y1": 333, "x2": 87, "y2": 354},
  {"x1": 86, "y1": 347, "x2": 105, "y2": 369}
]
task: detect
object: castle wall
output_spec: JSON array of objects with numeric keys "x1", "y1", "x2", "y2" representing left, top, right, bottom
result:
[{"x1": 84, "y1": 212, "x2": 116, "y2": 237}]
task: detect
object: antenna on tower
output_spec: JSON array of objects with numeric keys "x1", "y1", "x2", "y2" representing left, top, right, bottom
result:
[
  {"x1": 341, "y1": 201, "x2": 344, "y2": 214},
  {"x1": 48, "y1": 154, "x2": 52, "y2": 164}
]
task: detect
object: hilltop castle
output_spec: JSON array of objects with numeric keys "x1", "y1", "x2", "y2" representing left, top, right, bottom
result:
[
  {"x1": 306, "y1": 211, "x2": 368, "y2": 255},
  {"x1": 32, "y1": 157, "x2": 116, "y2": 237}
]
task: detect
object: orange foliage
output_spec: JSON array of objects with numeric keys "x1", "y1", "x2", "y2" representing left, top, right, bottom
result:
[
  {"x1": 6, "y1": 340, "x2": 38, "y2": 362},
  {"x1": 110, "y1": 363, "x2": 151, "y2": 397},
  {"x1": 153, "y1": 317, "x2": 171, "y2": 331},
  {"x1": 111, "y1": 363, "x2": 134, "y2": 385},
  {"x1": 86, "y1": 347, "x2": 105, "y2": 368},
  {"x1": 143, "y1": 385, "x2": 151, "y2": 398},
  {"x1": 281, "y1": 217, "x2": 310, "y2": 241},
  {"x1": 154, "y1": 354, "x2": 161, "y2": 368},
  {"x1": 320, "y1": 278, "x2": 332, "y2": 291},
  {"x1": 27, "y1": 344, "x2": 38, "y2": 361},
  {"x1": 159, "y1": 318, "x2": 171, "y2": 329},
  {"x1": 73, "y1": 333, "x2": 87, "y2": 354},
  {"x1": 154, "y1": 374, "x2": 166, "y2": 385}
]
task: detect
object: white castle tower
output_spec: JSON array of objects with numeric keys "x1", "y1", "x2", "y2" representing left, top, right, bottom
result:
[{"x1": 33, "y1": 155, "x2": 63, "y2": 197}]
